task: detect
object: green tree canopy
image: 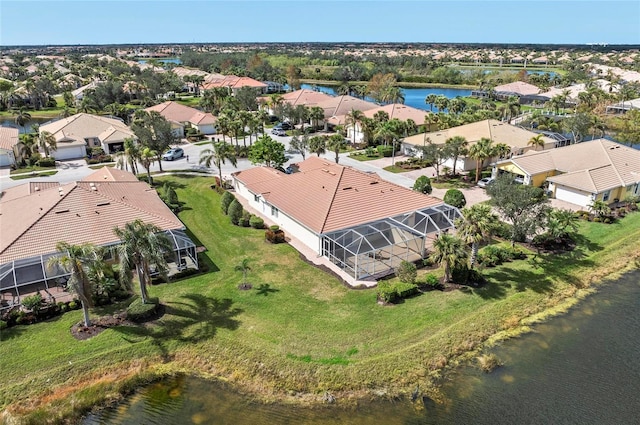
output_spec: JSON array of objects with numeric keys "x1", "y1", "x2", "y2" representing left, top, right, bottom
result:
[{"x1": 248, "y1": 135, "x2": 286, "y2": 168}]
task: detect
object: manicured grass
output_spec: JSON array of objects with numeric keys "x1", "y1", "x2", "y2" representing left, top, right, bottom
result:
[
  {"x1": 432, "y1": 176, "x2": 475, "y2": 189},
  {"x1": 382, "y1": 165, "x2": 411, "y2": 173},
  {"x1": 175, "y1": 96, "x2": 201, "y2": 107},
  {"x1": 348, "y1": 152, "x2": 383, "y2": 162},
  {"x1": 2, "y1": 176, "x2": 640, "y2": 420},
  {"x1": 88, "y1": 164, "x2": 116, "y2": 170},
  {"x1": 10, "y1": 170, "x2": 58, "y2": 180},
  {"x1": 10, "y1": 165, "x2": 57, "y2": 175}
]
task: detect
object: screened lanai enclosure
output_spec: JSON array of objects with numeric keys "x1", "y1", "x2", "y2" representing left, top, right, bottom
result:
[
  {"x1": 0, "y1": 229, "x2": 198, "y2": 311},
  {"x1": 322, "y1": 205, "x2": 461, "y2": 280}
]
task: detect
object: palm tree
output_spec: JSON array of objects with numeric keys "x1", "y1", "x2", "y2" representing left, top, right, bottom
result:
[
  {"x1": 309, "y1": 135, "x2": 326, "y2": 157},
  {"x1": 14, "y1": 107, "x2": 31, "y2": 128},
  {"x1": 309, "y1": 106, "x2": 325, "y2": 131},
  {"x1": 113, "y1": 220, "x2": 172, "y2": 304},
  {"x1": 527, "y1": 134, "x2": 545, "y2": 151},
  {"x1": 425, "y1": 94, "x2": 438, "y2": 112},
  {"x1": 455, "y1": 205, "x2": 498, "y2": 267},
  {"x1": 345, "y1": 108, "x2": 364, "y2": 145},
  {"x1": 37, "y1": 130, "x2": 57, "y2": 157},
  {"x1": 326, "y1": 134, "x2": 346, "y2": 164},
  {"x1": 430, "y1": 233, "x2": 468, "y2": 282},
  {"x1": 468, "y1": 137, "x2": 494, "y2": 182},
  {"x1": 444, "y1": 136, "x2": 469, "y2": 176},
  {"x1": 47, "y1": 242, "x2": 104, "y2": 327},
  {"x1": 199, "y1": 140, "x2": 238, "y2": 187},
  {"x1": 235, "y1": 258, "x2": 252, "y2": 288},
  {"x1": 139, "y1": 146, "x2": 157, "y2": 185},
  {"x1": 434, "y1": 95, "x2": 449, "y2": 113},
  {"x1": 589, "y1": 199, "x2": 611, "y2": 219}
]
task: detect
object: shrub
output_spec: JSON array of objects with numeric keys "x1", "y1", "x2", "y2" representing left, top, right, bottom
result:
[
  {"x1": 21, "y1": 293, "x2": 43, "y2": 312},
  {"x1": 36, "y1": 157, "x2": 56, "y2": 167},
  {"x1": 493, "y1": 221, "x2": 513, "y2": 240},
  {"x1": 396, "y1": 261, "x2": 417, "y2": 284},
  {"x1": 220, "y1": 191, "x2": 235, "y2": 214},
  {"x1": 477, "y1": 353, "x2": 502, "y2": 373},
  {"x1": 424, "y1": 273, "x2": 440, "y2": 287},
  {"x1": 443, "y1": 189, "x2": 466, "y2": 208},
  {"x1": 377, "y1": 281, "x2": 419, "y2": 303},
  {"x1": 228, "y1": 199, "x2": 244, "y2": 225},
  {"x1": 0, "y1": 320, "x2": 7, "y2": 330},
  {"x1": 451, "y1": 265, "x2": 485, "y2": 286},
  {"x1": 249, "y1": 215, "x2": 264, "y2": 229},
  {"x1": 265, "y1": 227, "x2": 286, "y2": 244},
  {"x1": 240, "y1": 210, "x2": 252, "y2": 227},
  {"x1": 68, "y1": 301, "x2": 79, "y2": 310},
  {"x1": 270, "y1": 225, "x2": 280, "y2": 231},
  {"x1": 365, "y1": 146, "x2": 377, "y2": 157},
  {"x1": 126, "y1": 297, "x2": 159, "y2": 322},
  {"x1": 413, "y1": 175, "x2": 432, "y2": 194},
  {"x1": 376, "y1": 145, "x2": 394, "y2": 157}
]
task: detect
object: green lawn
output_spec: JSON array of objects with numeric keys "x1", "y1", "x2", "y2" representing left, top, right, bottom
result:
[
  {"x1": 348, "y1": 152, "x2": 383, "y2": 161},
  {"x1": 10, "y1": 165, "x2": 57, "y2": 175},
  {"x1": 2, "y1": 175, "x2": 640, "y2": 420},
  {"x1": 10, "y1": 170, "x2": 58, "y2": 180}
]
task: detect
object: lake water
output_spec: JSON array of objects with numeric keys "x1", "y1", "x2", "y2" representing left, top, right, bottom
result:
[
  {"x1": 0, "y1": 117, "x2": 56, "y2": 134},
  {"x1": 137, "y1": 58, "x2": 182, "y2": 65},
  {"x1": 85, "y1": 269, "x2": 640, "y2": 424},
  {"x1": 299, "y1": 84, "x2": 472, "y2": 112}
]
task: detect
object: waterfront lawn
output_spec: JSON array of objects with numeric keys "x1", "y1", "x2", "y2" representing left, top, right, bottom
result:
[{"x1": 2, "y1": 176, "x2": 640, "y2": 418}]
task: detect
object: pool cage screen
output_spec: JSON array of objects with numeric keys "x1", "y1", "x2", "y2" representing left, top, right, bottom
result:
[
  {"x1": 322, "y1": 205, "x2": 460, "y2": 280},
  {"x1": 0, "y1": 229, "x2": 198, "y2": 310}
]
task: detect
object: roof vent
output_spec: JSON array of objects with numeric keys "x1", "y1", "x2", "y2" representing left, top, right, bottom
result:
[
  {"x1": 55, "y1": 209, "x2": 70, "y2": 214},
  {"x1": 34, "y1": 186, "x2": 39, "y2": 191},
  {"x1": 369, "y1": 181, "x2": 379, "y2": 185},
  {"x1": 342, "y1": 187, "x2": 353, "y2": 190},
  {"x1": 96, "y1": 202, "x2": 110, "y2": 206}
]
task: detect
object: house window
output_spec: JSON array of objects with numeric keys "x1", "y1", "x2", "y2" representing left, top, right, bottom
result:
[
  {"x1": 271, "y1": 206, "x2": 278, "y2": 217},
  {"x1": 602, "y1": 190, "x2": 611, "y2": 202}
]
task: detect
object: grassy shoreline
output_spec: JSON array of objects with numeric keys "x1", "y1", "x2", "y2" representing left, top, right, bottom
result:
[{"x1": 2, "y1": 175, "x2": 639, "y2": 423}]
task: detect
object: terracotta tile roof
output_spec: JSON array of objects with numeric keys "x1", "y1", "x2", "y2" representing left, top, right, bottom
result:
[
  {"x1": 403, "y1": 119, "x2": 556, "y2": 152},
  {"x1": 493, "y1": 81, "x2": 541, "y2": 96},
  {"x1": 315, "y1": 95, "x2": 378, "y2": 120},
  {"x1": 145, "y1": 101, "x2": 217, "y2": 126},
  {"x1": 40, "y1": 113, "x2": 134, "y2": 144},
  {"x1": 330, "y1": 103, "x2": 428, "y2": 126},
  {"x1": 0, "y1": 182, "x2": 61, "y2": 203},
  {"x1": 0, "y1": 126, "x2": 19, "y2": 151},
  {"x1": 281, "y1": 89, "x2": 334, "y2": 107},
  {"x1": 509, "y1": 139, "x2": 640, "y2": 194},
  {"x1": 0, "y1": 170, "x2": 183, "y2": 263},
  {"x1": 233, "y1": 156, "x2": 443, "y2": 234},
  {"x1": 82, "y1": 166, "x2": 140, "y2": 182},
  {"x1": 202, "y1": 75, "x2": 267, "y2": 90}
]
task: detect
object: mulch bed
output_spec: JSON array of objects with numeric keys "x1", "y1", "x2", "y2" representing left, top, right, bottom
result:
[{"x1": 70, "y1": 313, "x2": 134, "y2": 341}]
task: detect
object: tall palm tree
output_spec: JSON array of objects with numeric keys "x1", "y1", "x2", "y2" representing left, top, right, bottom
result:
[
  {"x1": 309, "y1": 135, "x2": 326, "y2": 157},
  {"x1": 455, "y1": 205, "x2": 498, "y2": 267},
  {"x1": 430, "y1": 233, "x2": 468, "y2": 282},
  {"x1": 47, "y1": 242, "x2": 104, "y2": 327},
  {"x1": 113, "y1": 220, "x2": 172, "y2": 304},
  {"x1": 345, "y1": 108, "x2": 364, "y2": 145},
  {"x1": 37, "y1": 130, "x2": 57, "y2": 157},
  {"x1": 326, "y1": 134, "x2": 346, "y2": 164},
  {"x1": 425, "y1": 94, "x2": 438, "y2": 112},
  {"x1": 434, "y1": 95, "x2": 449, "y2": 113},
  {"x1": 199, "y1": 140, "x2": 238, "y2": 187},
  {"x1": 468, "y1": 137, "x2": 494, "y2": 182},
  {"x1": 309, "y1": 106, "x2": 324, "y2": 131},
  {"x1": 444, "y1": 136, "x2": 468, "y2": 176},
  {"x1": 527, "y1": 134, "x2": 545, "y2": 151},
  {"x1": 139, "y1": 146, "x2": 157, "y2": 185},
  {"x1": 14, "y1": 107, "x2": 31, "y2": 128}
]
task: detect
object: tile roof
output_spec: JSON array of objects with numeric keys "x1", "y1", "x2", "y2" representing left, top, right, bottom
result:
[
  {"x1": 202, "y1": 75, "x2": 267, "y2": 90},
  {"x1": 145, "y1": 101, "x2": 217, "y2": 126},
  {"x1": 329, "y1": 103, "x2": 429, "y2": 126},
  {"x1": 403, "y1": 119, "x2": 556, "y2": 151},
  {"x1": 0, "y1": 126, "x2": 19, "y2": 151},
  {"x1": 40, "y1": 113, "x2": 135, "y2": 144},
  {"x1": 281, "y1": 89, "x2": 334, "y2": 107},
  {"x1": 493, "y1": 81, "x2": 541, "y2": 96},
  {"x1": 0, "y1": 181, "x2": 61, "y2": 203},
  {"x1": 0, "y1": 170, "x2": 183, "y2": 263},
  {"x1": 508, "y1": 139, "x2": 640, "y2": 193},
  {"x1": 315, "y1": 95, "x2": 379, "y2": 120},
  {"x1": 233, "y1": 156, "x2": 443, "y2": 234}
]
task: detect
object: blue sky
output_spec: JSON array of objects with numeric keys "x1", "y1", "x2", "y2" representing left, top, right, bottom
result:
[{"x1": 1, "y1": 1, "x2": 639, "y2": 46}]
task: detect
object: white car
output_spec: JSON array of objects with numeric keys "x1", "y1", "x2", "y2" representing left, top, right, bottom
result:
[
  {"x1": 162, "y1": 147, "x2": 184, "y2": 161},
  {"x1": 477, "y1": 177, "x2": 495, "y2": 188},
  {"x1": 271, "y1": 128, "x2": 286, "y2": 137}
]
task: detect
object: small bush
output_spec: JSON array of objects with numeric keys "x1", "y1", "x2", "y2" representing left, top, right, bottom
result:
[
  {"x1": 396, "y1": 261, "x2": 417, "y2": 284},
  {"x1": 249, "y1": 215, "x2": 264, "y2": 229},
  {"x1": 493, "y1": 221, "x2": 513, "y2": 240},
  {"x1": 22, "y1": 293, "x2": 43, "y2": 312},
  {"x1": 36, "y1": 158, "x2": 56, "y2": 167},
  {"x1": 443, "y1": 189, "x2": 466, "y2": 208},
  {"x1": 413, "y1": 175, "x2": 432, "y2": 194},
  {"x1": 228, "y1": 199, "x2": 244, "y2": 225},
  {"x1": 265, "y1": 228, "x2": 286, "y2": 244},
  {"x1": 240, "y1": 210, "x2": 252, "y2": 227},
  {"x1": 170, "y1": 268, "x2": 200, "y2": 280},
  {"x1": 0, "y1": 320, "x2": 7, "y2": 330},
  {"x1": 377, "y1": 281, "x2": 418, "y2": 303},
  {"x1": 126, "y1": 297, "x2": 159, "y2": 322},
  {"x1": 270, "y1": 225, "x2": 280, "y2": 231},
  {"x1": 424, "y1": 273, "x2": 440, "y2": 287},
  {"x1": 220, "y1": 191, "x2": 235, "y2": 214},
  {"x1": 451, "y1": 265, "x2": 485, "y2": 286},
  {"x1": 68, "y1": 301, "x2": 79, "y2": 310},
  {"x1": 376, "y1": 145, "x2": 395, "y2": 157}
]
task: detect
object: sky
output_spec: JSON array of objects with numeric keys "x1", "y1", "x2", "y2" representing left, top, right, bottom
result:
[{"x1": 1, "y1": 0, "x2": 639, "y2": 46}]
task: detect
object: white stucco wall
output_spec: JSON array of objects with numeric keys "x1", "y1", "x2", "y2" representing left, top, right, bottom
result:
[{"x1": 234, "y1": 178, "x2": 321, "y2": 253}]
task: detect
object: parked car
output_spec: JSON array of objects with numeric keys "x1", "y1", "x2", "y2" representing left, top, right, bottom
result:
[
  {"x1": 162, "y1": 147, "x2": 184, "y2": 161},
  {"x1": 271, "y1": 128, "x2": 286, "y2": 136},
  {"x1": 477, "y1": 177, "x2": 495, "y2": 188},
  {"x1": 274, "y1": 122, "x2": 292, "y2": 130}
]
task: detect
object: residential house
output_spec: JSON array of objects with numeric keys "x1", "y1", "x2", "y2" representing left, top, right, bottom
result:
[
  {"x1": 493, "y1": 139, "x2": 640, "y2": 208},
  {"x1": 492, "y1": 81, "x2": 542, "y2": 102},
  {"x1": 39, "y1": 113, "x2": 136, "y2": 160},
  {"x1": 202, "y1": 75, "x2": 267, "y2": 95},
  {"x1": 232, "y1": 156, "x2": 460, "y2": 281},
  {"x1": 145, "y1": 101, "x2": 217, "y2": 136},
  {"x1": 402, "y1": 119, "x2": 560, "y2": 172},
  {"x1": 606, "y1": 97, "x2": 640, "y2": 114},
  {"x1": 0, "y1": 126, "x2": 19, "y2": 167},
  {"x1": 0, "y1": 167, "x2": 197, "y2": 310}
]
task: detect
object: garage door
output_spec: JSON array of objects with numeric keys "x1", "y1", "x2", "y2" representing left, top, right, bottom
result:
[
  {"x1": 0, "y1": 151, "x2": 13, "y2": 167},
  {"x1": 52, "y1": 145, "x2": 86, "y2": 161},
  {"x1": 555, "y1": 186, "x2": 591, "y2": 208}
]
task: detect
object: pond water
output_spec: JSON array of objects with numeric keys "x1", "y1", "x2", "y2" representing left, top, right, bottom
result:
[
  {"x1": 299, "y1": 84, "x2": 471, "y2": 112},
  {"x1": 137, "y1": 58, "x2": 182, "y2": 65},
  {"x1": 85, "y1": 270, "x2": 640, "y2": 424},
  {"x1": 0, "y1": 117, "x2": 56, "y2": 134}
]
